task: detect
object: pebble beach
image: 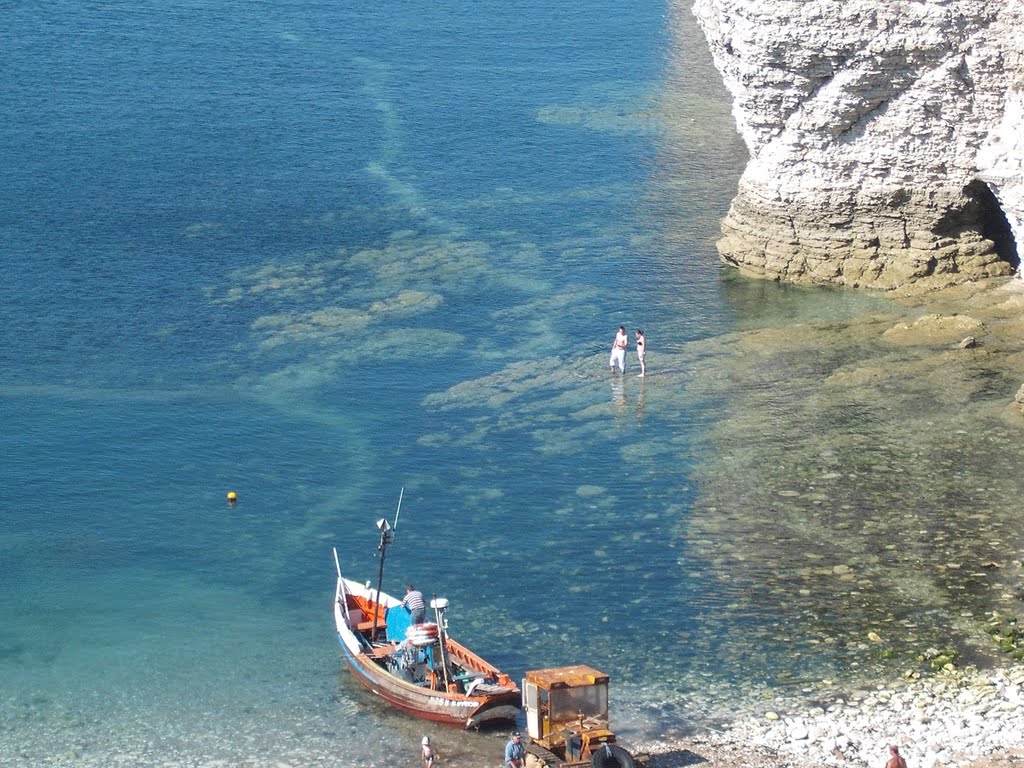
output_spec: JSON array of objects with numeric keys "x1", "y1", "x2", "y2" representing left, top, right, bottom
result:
[{"x1": 644, "y1": 666, "x2": 1024, "y2": 768}]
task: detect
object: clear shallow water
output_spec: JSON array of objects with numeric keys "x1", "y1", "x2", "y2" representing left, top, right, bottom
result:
[{"x1": 4, "y1": 1, "x2": 1024, "y2": 767}]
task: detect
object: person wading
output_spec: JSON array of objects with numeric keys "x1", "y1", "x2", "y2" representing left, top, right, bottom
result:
[
  {"x1": 609, "y1": 325, "x2": 628, "y2": 374},
  {"x1": 421, "y1": 735, "x2": 438, "y2": 768},
  {"x1": 635, "y1": 328, "x2": 645, "y2": 377}
]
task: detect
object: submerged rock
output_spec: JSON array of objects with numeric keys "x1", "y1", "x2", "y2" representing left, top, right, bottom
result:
[{"x1": 881, "y1": 314, "x2": 985, "y2": 346}]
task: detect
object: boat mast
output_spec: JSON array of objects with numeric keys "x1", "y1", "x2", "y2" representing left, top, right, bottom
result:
[
  {"x1": 333, "y1": 546, "x2": 350, "y2": 623},
  {"x1": 370, "y1": 488, "x2": 404, "y2": 642},
  {"x1": 431, "y1": 594, "x2": 452, "y2": 691}
]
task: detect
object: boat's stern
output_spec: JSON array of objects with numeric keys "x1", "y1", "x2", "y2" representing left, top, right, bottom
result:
[{"x1": 465, "y1": 702, "x2": 521, "y2": 729}]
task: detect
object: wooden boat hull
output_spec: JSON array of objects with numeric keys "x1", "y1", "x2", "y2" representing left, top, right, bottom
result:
[
  {"x1": 332, "y1": 569, "x2": 520, "y2": 728},
  {"x1": 336, "y1": 634, "x2": 520, "y2": 727}
]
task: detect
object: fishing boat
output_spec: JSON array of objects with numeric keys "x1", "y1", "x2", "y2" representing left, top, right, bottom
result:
[{"x1": 331, "y1": 493, "x2": 521, "y2": 728}]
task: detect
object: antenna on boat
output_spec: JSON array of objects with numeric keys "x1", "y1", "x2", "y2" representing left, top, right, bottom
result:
[
  {"x1": 392, "y1": 486, "x2": 404, "y2": 532},
  {"x1": 431, "y1": 593, "x2": 452, "y2": 692},
  {"x1": 370, "y1": 487, "x2": 404, "y2": 642}
]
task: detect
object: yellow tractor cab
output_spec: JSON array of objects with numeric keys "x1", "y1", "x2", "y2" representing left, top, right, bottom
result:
[{"x1": 522, "y1": 665, "x2": 646, "y2": 768}]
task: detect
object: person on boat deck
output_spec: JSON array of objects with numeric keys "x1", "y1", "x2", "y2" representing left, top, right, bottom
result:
[
  {"x1": 402, "y1": 584, "x2": 426, "y2": 624},
  {"x1": 504, "y1": 732, "x2": 526, "y2": 768},
  {"x1": 421, "y1": 735, "x2": 438, "y2": 768}
]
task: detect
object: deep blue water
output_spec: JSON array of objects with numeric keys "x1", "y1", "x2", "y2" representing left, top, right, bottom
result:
[{"x1": 0, "y1": 1, "x2": 878, "y2": 766}]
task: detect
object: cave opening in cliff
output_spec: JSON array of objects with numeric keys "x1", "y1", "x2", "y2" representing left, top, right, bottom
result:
[{"x1": 963, "y1": 180, "x2": 1019, "y2": 270}]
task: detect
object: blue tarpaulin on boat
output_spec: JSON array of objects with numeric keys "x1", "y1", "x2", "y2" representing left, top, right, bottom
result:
[{"x1": 385, "y1": 605, "x2": 412, "y2": 642}]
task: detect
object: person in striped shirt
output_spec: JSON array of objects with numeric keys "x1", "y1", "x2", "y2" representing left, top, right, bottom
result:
[{"x1": 402, "y1": 584, "x2": 426, "y2": 624}]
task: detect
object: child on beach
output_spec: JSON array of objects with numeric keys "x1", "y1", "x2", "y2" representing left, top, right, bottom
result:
[{"x1": 422, "y1": 736, "x2": 438, "y2": 768}]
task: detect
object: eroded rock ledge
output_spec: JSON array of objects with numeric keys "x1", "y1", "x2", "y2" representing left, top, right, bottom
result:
[{"x1": 691, "y1": 0, "x2": 1024, "y2": 290}]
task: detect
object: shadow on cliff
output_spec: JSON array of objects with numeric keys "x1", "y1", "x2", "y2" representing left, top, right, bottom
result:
[{"x1": 941, "y1": 180, "x2": 1020, "y2": 271}]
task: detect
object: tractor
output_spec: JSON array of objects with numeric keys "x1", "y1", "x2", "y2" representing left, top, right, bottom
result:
[{"x1": 521, "y1": 665, "x2": 648, "y2": 768}]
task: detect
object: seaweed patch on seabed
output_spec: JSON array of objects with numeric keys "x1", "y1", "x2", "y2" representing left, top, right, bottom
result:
[
  {"x1": 534, "y1": 80, "x2": 710, "y2": 138},
  {"x1": 418, "y1": 348, "x2": 700, "y2": 451},
  {"x1": 681, "y1": 279, "x2": 1024, "y2": 694},
  {"x1": 201, "y1": 232, "x2": 494, "y2": 352}
]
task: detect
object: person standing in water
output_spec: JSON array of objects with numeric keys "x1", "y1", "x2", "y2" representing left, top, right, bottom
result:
[
  {"x1": 421, "y1": 736, "x2": 438, "y2": 768},
  {"x1": 609, "y1": 325, "x2": 628, "y2": 374},
  {"x1": 635, "y1": 328, "x2": 646, "y2": 377}
]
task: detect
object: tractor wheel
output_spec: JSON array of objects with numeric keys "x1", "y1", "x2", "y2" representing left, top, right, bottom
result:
[{"x1": 590, "y1": 743, "x2": 636, "y2": 768}]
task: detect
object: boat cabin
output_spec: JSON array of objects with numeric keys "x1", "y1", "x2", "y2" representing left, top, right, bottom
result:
[{"x1": 523, "y1": 665, "x2": 612, "y2": 748}]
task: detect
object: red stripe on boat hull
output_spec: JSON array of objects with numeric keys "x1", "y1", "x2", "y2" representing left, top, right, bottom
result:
[{"x1": 342, "y1": 652, "x2": 520, "y2": 728}]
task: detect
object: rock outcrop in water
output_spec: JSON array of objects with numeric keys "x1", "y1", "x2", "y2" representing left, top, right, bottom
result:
[{"x1": 691, "y1": 0, "x2": 1024, "y2": 290}]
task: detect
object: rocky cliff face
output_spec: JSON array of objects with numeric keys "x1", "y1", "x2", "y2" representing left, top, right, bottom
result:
[{"x1": 691, "y1": 0, "x2": 1024, "y2": 290}]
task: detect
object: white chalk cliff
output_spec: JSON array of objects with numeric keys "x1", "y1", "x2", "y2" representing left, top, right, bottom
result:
[{"x1": 691, "y1": 0, "x2": 1024, "y2": 290}]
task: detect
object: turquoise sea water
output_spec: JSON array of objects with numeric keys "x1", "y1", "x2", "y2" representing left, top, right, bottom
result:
[{"x1": 5, "y1": 2, "x2": 1024, "y2": 767}]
